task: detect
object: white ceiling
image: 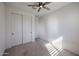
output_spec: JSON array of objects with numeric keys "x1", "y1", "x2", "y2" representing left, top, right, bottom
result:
[{"x1": 5, "y1": 2, "x2": 71, "y2": 16}]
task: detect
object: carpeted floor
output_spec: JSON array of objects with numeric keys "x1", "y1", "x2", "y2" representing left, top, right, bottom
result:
[{"x1": 3, "y1": 39, "x2": 77, "y2": 56}]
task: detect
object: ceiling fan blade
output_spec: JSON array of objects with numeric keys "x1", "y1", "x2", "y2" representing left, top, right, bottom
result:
[
  {"x1": 38, "y1": 2, "x2": 43, "y2": 6},
  {"x1": 43, "y1": 7, "x2": 50, "y2": 10},
  {"x1": 38, "y1": 7, "x2": 41, "y2": 12},
  {"x1": 43, "y1": 2, "x2": 51, "y2": 6}
]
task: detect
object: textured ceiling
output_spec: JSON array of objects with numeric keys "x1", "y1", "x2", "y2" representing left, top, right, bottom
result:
[{"x1": 5, "y1": 2, "x2": 71, "y2": 16}]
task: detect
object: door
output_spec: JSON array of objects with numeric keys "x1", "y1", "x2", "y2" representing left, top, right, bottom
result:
[
  {"x1": 10, "y1": 13, "x2": 23, "y2": 47},
  {"x1": 23, "y1": 15, "x2": 32, "y2": 43},
  {"x1": 7, "y1": 13, "x2": 33, "y2": 48}
]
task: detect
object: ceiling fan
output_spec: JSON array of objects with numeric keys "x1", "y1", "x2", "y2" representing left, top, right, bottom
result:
[{"x1": 27, "y1": 2, "x2": 51, "y2": 12}]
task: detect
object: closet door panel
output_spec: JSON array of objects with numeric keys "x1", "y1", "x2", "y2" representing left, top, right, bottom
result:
[
  {"x1": 9, "y1": 13, "x2": 22, "y2": 47},
  {"x1": 23, "y1": 15, "x2": 32, "y2": 43}
]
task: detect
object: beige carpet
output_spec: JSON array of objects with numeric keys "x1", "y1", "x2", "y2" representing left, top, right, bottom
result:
[{"x1": 3, "y1": 39, "x2": 77, "y2": 56}]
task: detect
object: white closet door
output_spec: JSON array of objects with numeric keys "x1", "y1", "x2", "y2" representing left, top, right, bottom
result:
[
  {"x1": 23, "y1": 15, "x2": 32, "y2": 43},
  {"x1": 10, "y1": 13, "x2": 22, "y2": 47}
]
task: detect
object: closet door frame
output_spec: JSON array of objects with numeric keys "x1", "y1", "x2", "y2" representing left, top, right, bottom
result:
[
  {"x1": 6, "y1": 10, "x2": 35, "y2": 48},
  {"x1": 10, "y1": 13, "x2": 33, "y2": 46}
]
